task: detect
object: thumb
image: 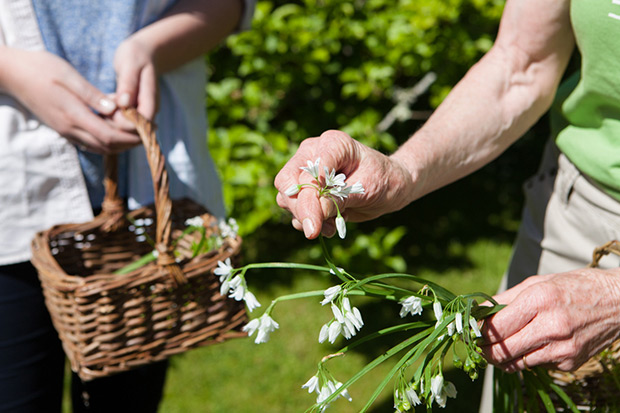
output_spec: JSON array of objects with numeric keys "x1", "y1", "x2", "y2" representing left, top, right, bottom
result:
[{"x1": 63, "y1": 70, "x2": 116, "y2": 115}]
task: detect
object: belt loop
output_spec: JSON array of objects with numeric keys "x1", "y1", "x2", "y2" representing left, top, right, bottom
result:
[{"x1": 557, "y1": 154, "x2": 580, "y2": 205}]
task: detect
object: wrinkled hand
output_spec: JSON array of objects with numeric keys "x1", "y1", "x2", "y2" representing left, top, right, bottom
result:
[
  {"x1": 113, "y1": 37, "x2": 159, "y2": 122},
  {"x1": 481, "y1": 268, "x2": 620, "y2": 372},
  {"x1": 274, "y1": 130, "x2": 414, "y2": 238},
  {"x1": 1, "y1": 48, "x2": 141, "y2": 153}
]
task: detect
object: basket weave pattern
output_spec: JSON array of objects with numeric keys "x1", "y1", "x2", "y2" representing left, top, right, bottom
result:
[{"x1": 31, "y1": 109, "x2": 246, "y2": 380}]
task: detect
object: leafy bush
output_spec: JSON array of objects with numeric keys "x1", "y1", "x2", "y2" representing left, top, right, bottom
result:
[{"x1": 207, "y1": 0, "x2": 505, "y2": 237}]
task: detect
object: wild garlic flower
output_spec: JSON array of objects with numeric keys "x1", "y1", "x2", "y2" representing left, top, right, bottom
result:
[
  {"x1": 243, "y1": 291, "x2": 261, "y2": 312},
  {"x1": 320, "y1": 297, "x2": 364, "y2": 343},
  {"x1": 184, "y1": 216, "x2": 204, "y2": 227},
  {"x1": 394, "y1": 385, "x2": 422, "y2": 412},
  {"x1": 218, "y1": 218, "x2": 239, "y2": 239},
  {"x1": 214, "y1": 258, "x2": 233, "y2": 282},
  {"x1": 316, "y1": 379, "x2": 353, "y2": 412},
  {"x1": 399, "y1": 296, "x2": 423, "y2": 318},
  {"x1": 335, "y1": 216, "x2": 346, "y2": 239},
  {"x1": 300, "y1": 158, "x2": 322, "y2": 180},
  {"x1": 469, "y1": 316, "x2": 482, "y2": 338},
  {"x1": 324, "y1": 167, "x2": 346, "y2": 188},
  {"x1": 455, "y1": 312, "x2": 463, "y2": 334},
  {"x1": 302, "y1": 375, "x2": 320, "y2": 394},
  {"x1": 321, "y1": 285, "x2": 342, "y2": 306},
  {"x1": 215, "y1": 259, "x2": 262, "y2": 312},
  {"x1": 285, "y1": 184, "x2": 301, "y2": 196},
  {"x1": 433, "y1": 301, "x2": 443, "y2": 322},
  {"x1": 243, "y1": 314, "x2": 280, "y2": 344},
  {"x1": 430, "y1": 374, "x2": 457, "y2": 408}
]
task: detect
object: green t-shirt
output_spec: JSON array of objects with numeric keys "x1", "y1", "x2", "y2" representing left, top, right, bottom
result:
[{"x1": 556, "y1": 0, "x2": 620, "y2": 200}]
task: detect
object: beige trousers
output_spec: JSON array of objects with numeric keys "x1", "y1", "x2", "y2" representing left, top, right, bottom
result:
[{"x1": 479, "y1": 142, "x2": 620, "y2": 412}]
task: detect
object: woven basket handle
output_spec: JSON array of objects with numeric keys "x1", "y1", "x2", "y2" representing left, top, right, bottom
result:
[{"x1": 102, "y1": 108, "x2": 185, "y2": 284}]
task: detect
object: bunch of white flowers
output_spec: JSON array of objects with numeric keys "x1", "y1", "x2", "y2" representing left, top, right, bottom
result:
[
  {"x1": 284, "y1": 158, "x2": 365, "y2": 239},
  {"x1": 207, "y1": 159, "x2": 578, "y2": 413}
]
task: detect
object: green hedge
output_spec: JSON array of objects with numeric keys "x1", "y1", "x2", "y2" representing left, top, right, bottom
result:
[{"x1": 207, "y1": 0, "x2": 504, "y2": 236}]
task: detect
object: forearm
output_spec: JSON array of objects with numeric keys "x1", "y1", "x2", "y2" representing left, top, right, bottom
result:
[
  {"x1": 128, "y1": 0, "x2": 243, "y2": 74},
  {"x1": 391, "y1": 0, "x2": 574, "y2": 204}
]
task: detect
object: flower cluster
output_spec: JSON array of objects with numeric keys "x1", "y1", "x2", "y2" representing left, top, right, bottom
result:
[
  {"x1": 214, "y1": 258, "x2": 261, "y2": 313},
  {"x1": 242, "y1": 313, "x2": 279, "y2": 344},
  {"x1": 318, "y1": 295, "x2": 364, "y2": 344},
  {"x1": 285, "y1": 158, "x2": 365, "y2": 239},
  {"x1": 302, "y1": 362, "x2": 353, "y2": 413}
]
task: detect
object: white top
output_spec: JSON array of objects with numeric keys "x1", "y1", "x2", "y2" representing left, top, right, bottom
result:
[{"x1": 0, "y1": 0, "x2": 255, "y2": 265}]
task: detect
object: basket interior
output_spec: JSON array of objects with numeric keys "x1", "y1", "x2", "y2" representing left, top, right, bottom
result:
[{"x1": 49, "y1": 200, "x2": 210, "y2": 276}]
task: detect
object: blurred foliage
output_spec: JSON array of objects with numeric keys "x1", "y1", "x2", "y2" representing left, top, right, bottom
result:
[{"x1": 206, "y1": 0, "x2": 551, "y2": 277}]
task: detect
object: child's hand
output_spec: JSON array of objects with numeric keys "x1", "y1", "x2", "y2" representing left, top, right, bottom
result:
[{"x1": 113, "y1": 37, "x2": 159, "y2": 121}]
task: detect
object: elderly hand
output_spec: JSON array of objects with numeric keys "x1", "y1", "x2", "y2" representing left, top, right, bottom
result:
[
  {"x1": 274, "y1": 130, "x2": 414, "y2": 238},
  {"x1": 481, "y1": 268, "x2": 620, "y2": 372},
  {"x1": 0, "y1": 48, "x2": 142, "y2": 153}
]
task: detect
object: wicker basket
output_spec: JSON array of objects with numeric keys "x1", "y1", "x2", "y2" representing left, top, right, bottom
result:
[
  {"x1": 540, "y1": 241, "x2": 620, "y2": 410},
  {"x1": 31, "y1": 108, "x2": 247, "y2": 381}
]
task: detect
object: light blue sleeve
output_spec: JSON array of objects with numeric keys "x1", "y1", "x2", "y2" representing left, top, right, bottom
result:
[{"x1": 237, "y1": 0, "x2": 257, "y2": 32}]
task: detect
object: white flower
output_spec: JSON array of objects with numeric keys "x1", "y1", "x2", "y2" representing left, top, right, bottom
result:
[
  {"x1": 243, "y1": 314, "x2": 279, "y2": 344},
  {"x1": 327, "y1": 181, "x2": 365, "y2": 199},
  {"x1": 285, "y1": 184, "x2": 300, "y2": 196},
  {"x1": 242, "y1": 318, "x2": 260, "y2": 336},
  {"x1": 430, "y1": 374, "x2": 457, "y2": 408},
  {"x1": 433, "y1": 301, "x2": 443, "y2": 322},
  {"x1": 335, "y1": 215, "x2": 346, "y2": 239},
  {"x1": 469, "y1": 316, "x2": 482, "y2": 338},
  {"x1": 331, "y1": 303, "x2": 345, "y2": 323},
  {"x1": 327, "y1": 185, "x2": 350, "y2": 200},
  {"x1": 300, "y1": 158, "x2": 321, "y2": 180},
  {"x1": 220, "y1": 278, "x2": 231, "y2": 296},
  {"x1": 184, "y1": 216, "x2": 203, "y2": 227},
  {"x1": 243, "y1": 291, "x2": 261, "y2": 312},
  {"x1": 302, "y1": 375, "x2": 320, "y2": 394},
  {"x1": 229, "y1": 284, "x2": 245, "y2": 301},
  {"x1": 447, "y1": 321, "x2": 455, "y2": 336},
  {"x1": 394, "y1": 386, "x2": 421, "y2": 412},
  {"x1": 318, "y1": 323, "x2": 330, "y2": 343},
  {"x1": 321, "y1": 285, "x2": 341, "y2": 305},
  {"x1": 227, "y1": 275, "x2": 244, "y2": 300},
  {"x1": 342, "y1": 297, "x2": 364, "y2": 330},
  {"x1": 348, "y1": 181, "x2": 365, "y2": 195},
  {"x1": 430, "y1": 374, "x2": 444, "y2": 406},
  {"x1": 218, "y1": 218, "x2": 239, "y2": 239},
  {"x1": 317, "y1": 380, "x2": 352, "y2": 407},
  {"x1": 327, "y1": 321, "x2": 342, "y2": 343},
  {"x1": 334, "y1": 381, "x2": 353, "y2": 402},
  {"x1": 324, "y1": 167, "x2": 346, "y2": 188},
  {"x1": 405, "y1": 386, "x2": 421, "y2": 406},
  {"x1": 399, "y1": 296, "x2": 423, "y2": 318},
  {"x1": 214, "y1": 258, "x2": 233, "y2": 281},
  {"x1": 444, "y1": 382, "x2": 457, "y2": 398},
  {"x1": 455, "y1": 312, "x2": 463, "y2": 334}
]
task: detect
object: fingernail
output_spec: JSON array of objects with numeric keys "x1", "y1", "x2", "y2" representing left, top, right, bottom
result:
[
  {"x1": 302, "y1": 219, "x2": 315, "y2": 238},
  {"x1": 118, "y1": 92, "x2": 130, "y2": 107},
  {"x1": 99, "y1": 98, "x2": 116, "y2": 114}
]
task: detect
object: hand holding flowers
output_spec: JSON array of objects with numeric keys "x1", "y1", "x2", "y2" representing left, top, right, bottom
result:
[{"x1": 274, "y1": 130, "x2": 414, "y2": 239}]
